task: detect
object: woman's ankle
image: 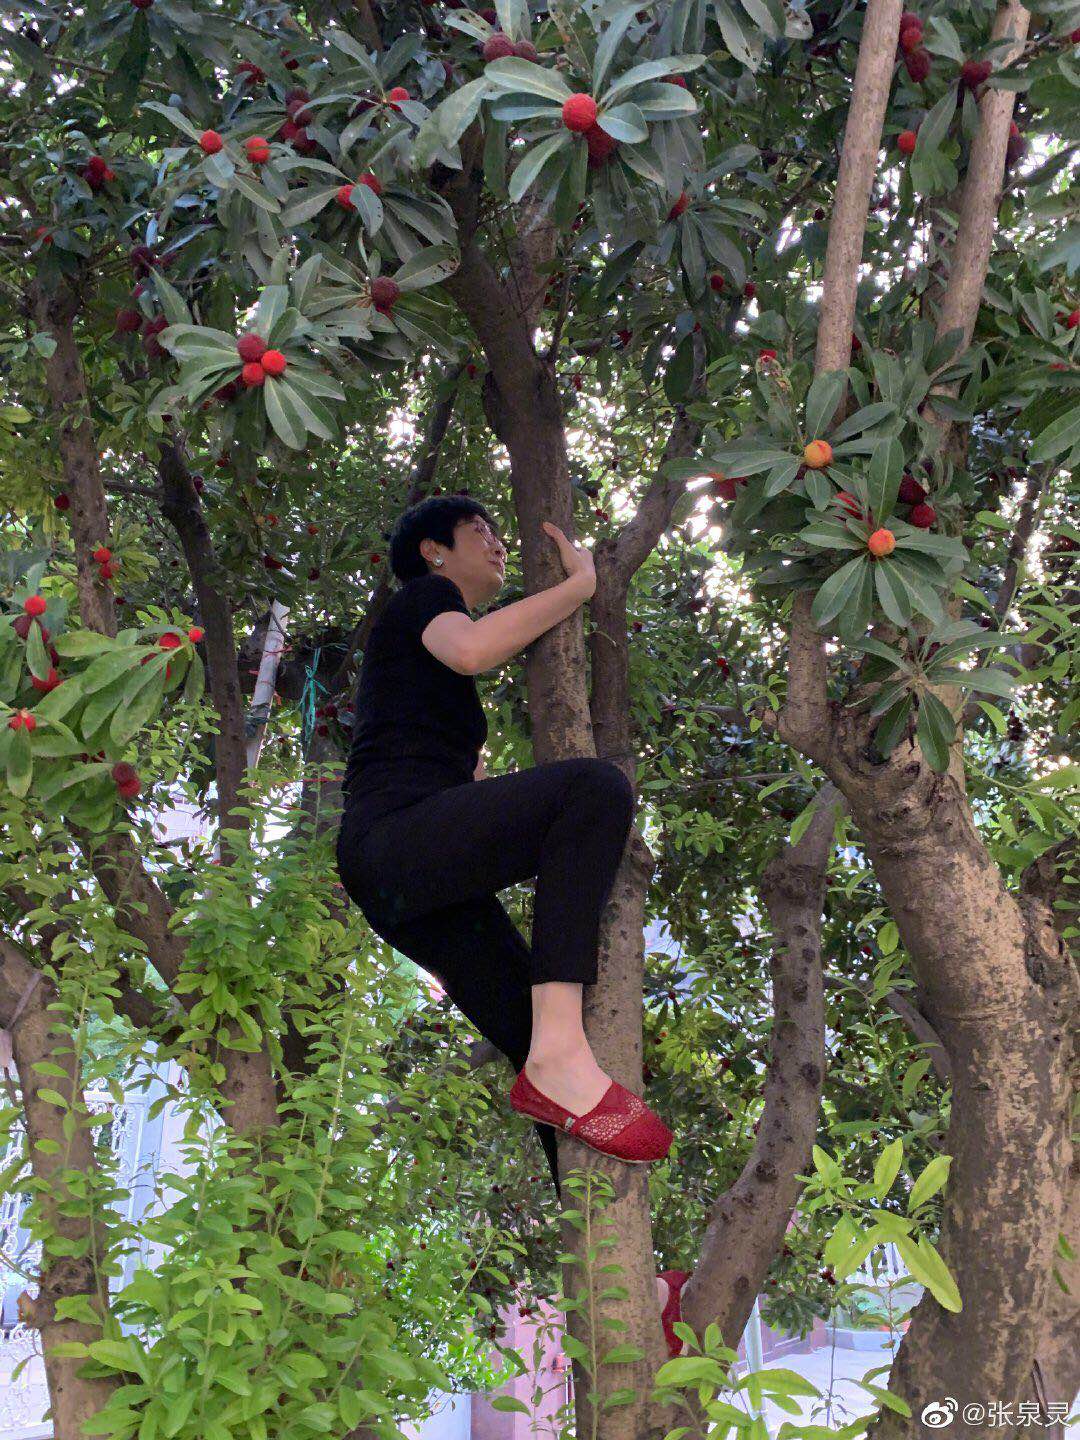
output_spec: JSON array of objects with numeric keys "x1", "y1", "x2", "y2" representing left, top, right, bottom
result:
[{"x1": 526, "y1": 1037, "x2": 595, "y2": 1071}]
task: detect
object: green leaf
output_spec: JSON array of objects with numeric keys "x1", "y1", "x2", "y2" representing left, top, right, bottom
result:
[
  {"x1": 1030, "y1": 404, "x2": 1080, "y2": 462},
  {"x1": 874, "y1": 696, "x2": 913, "y2": 757},
  {"x1": 874, "y1": 558, "x2": 914, "y2": 626},
  {"x1": 763, "y1": 457, "x2": 802, "y2": 498},
  {"x1": 829, "y1": 401, "x2": 896, "y2": 444},
  {"x1": 867, "y1": 437, "x2": 903, "y2": 525},
  {"x1": 908, "y1": 1154, "x2": 952, "y2": 1211},
  {"x1": 811, "y1": 555, "x2": 870, "y2": 628},
  {"x1": 805, "y1": 370, "x2": 846, "y2": 439},
  {"x1": 484, "y1": 56, "x2": 574, "y2": 100},
  {"x1": 263, "y1": 377, "x2": 306, "y2": 449},
  {"x1": 508, "y1": 131, "x2": 571, "y2": 203},
  {"x1": 664, "y1": 333, "x2": 696, "y2": 403},
  {"x1": 489, "y1": 1397, "x2": 530, "y2": 1414},
  {"x1": 597, "y1": 103, "x2": 648, "y2": 144},
  {"x1": 593, "y1": 9, "x2": 637, "y2": 93},
  {"x1": 917, "y1": 87, "x2": 957, "y2": 155},
  {"x1": 916, "y1": 691, "x2": 955, "y2": 772},
  {"x1": 874, "y1": 1137, "x2": 903, "y2": 1196}
]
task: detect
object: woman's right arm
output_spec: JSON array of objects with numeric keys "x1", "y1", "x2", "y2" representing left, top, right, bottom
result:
[{"x1": 423, "y1": 522, "x2": 595, "y2": 675}]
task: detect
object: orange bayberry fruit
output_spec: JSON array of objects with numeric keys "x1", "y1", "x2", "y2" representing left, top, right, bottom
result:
[
  {"x1": 260, "y1": 349, "x2": 287, "y2": 376},
  {"x1": 868, "y1": 528, "x2": 896, "y2": 557},
  {"x1": 803, "y1": 439, "x2": 833, "y2": 469},
  {"x1": 562, "y1": 94, "x2": 598, "y2": 131},
  {"x1": 199, "y1": 129, "x2": 224, "y2": 154}
]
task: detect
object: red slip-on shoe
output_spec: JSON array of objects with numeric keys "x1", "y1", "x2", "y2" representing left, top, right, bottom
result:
[
  {"x1": 658, "y1": 1269, "x2": 691, "y2": 1357},
  {"x1": 509, "y1": 1067, "x2": 673, "y2": 1164}
]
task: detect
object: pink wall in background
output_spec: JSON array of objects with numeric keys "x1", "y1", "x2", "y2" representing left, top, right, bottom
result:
[{"x1": 472, "y1": 1299, "x2": 571, "y2": 1440}]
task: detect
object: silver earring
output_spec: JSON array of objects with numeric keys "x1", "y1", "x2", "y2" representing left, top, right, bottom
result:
[{"x1": 433, "y1": 556, "x2": 443, "y2": 566}]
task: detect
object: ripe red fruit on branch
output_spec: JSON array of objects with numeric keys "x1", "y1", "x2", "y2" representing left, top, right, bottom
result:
[
  {"x1": 758, "y1": 347, "x2": 777, "y2": 361},
  {"x1": 8, "y1": 709, "x2": 36, "y2": 732},
  {"x1": 585, "y1": 123, "x2": 617, "y2": 166},
  {"x1": 513, "y1": 39, "x2": 538, "y2": 60},
  {"x1": 562, "y1": 94, "x2": 598, "y2": 131},
  {"x1": 237, "y1": 332, "x2": 267, "y2": 362},
  {"x1": 1065, "y1": 309, "x2": 1080, "y2": 329},
  {"x1": 357, "y1": 171, "x2": 382, "y2": 195},
  {"x1": 245, "y1": 136, "x2": 271, "y2": 164},
  {"x1": 898, "y1": 473, "x2": 926, "y2": 504},
  {"x1": 112, "y1": 761, "x2": 141, "y2": 798},
  {"x1": 908, "y1": 502, "x2": 936, "y2": 528},
  {"x1": 199, "y1": 129, "x2": 224, "y2": 154},
  {"x1": 667, "y1": 190, "x2": 689, "y2": 219},
  {"x1": 23, "y1": 595, "x2": 47, "y2": 617},
  {"x1": 236, "y1": 60, "x2": 265, "y2": 85},
  {"x1": 242, "y1": 362, "x2": 266, "y2": 387},
  {"x1": 114, "y1": 307, "x2": 142, "y2": 334},
  {"x1": 709, "y1": 272, "x2": 724, "y2": 291},
  {"x1": 187, "y1": 626, "x2": 204, "y2": 642},
  {"x1": 13, "y1": 615, "x2": 48, "y2": 641},
  {"x1": 482, "y1": 32, "x2": 514, "y2": 60},
  {"x1": 387, "y1": 86, "x2": 409, "y2": 108},
  {"x1": 31, "y1": 665, "x2": 61, "y2": 693},
  {"x1": 158, "y1": 632, "x2": 182, "y2": 650},
  {"x1": 904, "y1": 48, "x2": 931, "y2": 82},
  {"x1": 336, "y1": 183, "x2": 356, "y2": 209},
  {"x1": 899, "y1": 25, "x2": 923, "y2": 54},
  {"x1": 260, "y1": 349, "x2": 287, "y2": 376},
  {"x1": 804, "y1": 439, "x2": 833, "y2": 468},
  {"x1": 897, "y1": 129, "x2": 918, "y2": 155},
  {"x1": 92, "y1": 546, "x2": 112, "y2": 563},
  {"x1": 82, "y1": 155, "x2": 116, "y2": 189},
  {"x1": 960, "y1": 59, "x2": 991, "y2": 89},
  {"x1": 666, "y1": 74, "x2": 688, "y2": 88},
  {"x1": 743, "y1": 281, "x2": 757, "y2": 299},
  {"x1": 868, "y1": 528, "x2": 896, "y2": 557},
  {"x1": 371, "y1": 276, "x2": 400, "y2": 314},
  {"x1": 99, "y1": 561, "x2": 117, "y2": 579}
]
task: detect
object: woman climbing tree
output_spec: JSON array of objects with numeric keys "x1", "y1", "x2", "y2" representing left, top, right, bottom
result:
[{"x1": 334, "y1": 495, "x2": 676, "y2": 1198}]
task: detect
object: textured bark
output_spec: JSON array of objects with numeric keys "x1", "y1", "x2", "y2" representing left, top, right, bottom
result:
[
  {"x1": 158, "y1": 434, "x2": 250, "y2": 860},
  {"x1": 678, "y1": 788, "x2": 837, "y2": 1399},
  {"x1": 0, "y1": 940, "x2": 119, "y2": 1437}
]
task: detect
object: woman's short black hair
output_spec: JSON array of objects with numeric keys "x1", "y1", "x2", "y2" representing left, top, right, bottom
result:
[{"x1": 389, "y1": 495, "x2": 497, "y2": 582}]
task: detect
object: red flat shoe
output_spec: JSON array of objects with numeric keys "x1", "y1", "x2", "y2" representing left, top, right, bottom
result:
[
  {"x1": 509, "y1": 1067, "x2": 673, "y2": 1164},
  {"x1": 658, "y1": 1269, "x2": 691, "y2": 1357}
]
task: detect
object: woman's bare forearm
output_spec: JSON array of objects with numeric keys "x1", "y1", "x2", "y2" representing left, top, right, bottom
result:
[{"x1": 467, "y1": 577, "x2": 591, "y2": 673}]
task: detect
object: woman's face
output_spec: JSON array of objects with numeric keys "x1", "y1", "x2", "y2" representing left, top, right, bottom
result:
[{"x1": 444, "y1": 514, "x2": 507, "y2": 600}]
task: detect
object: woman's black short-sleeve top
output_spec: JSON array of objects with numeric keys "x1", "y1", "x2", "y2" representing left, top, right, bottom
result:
[{"x1": 341, "y1": 572, "x2": 487, "y2": 804}]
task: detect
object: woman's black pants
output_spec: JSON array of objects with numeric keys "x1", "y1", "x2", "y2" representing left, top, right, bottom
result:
[{"x1": 334, "y1": 757, "x2": 636, "y2": 1197}]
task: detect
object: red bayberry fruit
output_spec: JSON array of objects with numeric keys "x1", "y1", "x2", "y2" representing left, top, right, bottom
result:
[
  {"x1": 562, "y1": 93, "x2": 598, "y2": 131},
  {"x1": 899, "y1": 25, "x2": 923, "y2": 54},
  {"x1": 241, "y1": 362, "x2": 265, "y2": 387},
  {"x1": 584, "y1": 122, "x2": 617, "y2": 165},
  {"x1": 336, "y1": 184, "x2": 356, "y2": 209},
  {"x1": 199, "y1": 129, "x2": 224, "y2": 154},
  {"x1": 237, "y1": 333, "x2": 266, "y2": 362},
  {"x1": 8, "y1": 709, "x2": 36, "y2": 732},
  {"x1": 513, "y1": 39, "x2": 538, "y2": 60},
  {"x1": 898, "y1": 474, "x2": 926, "y2": 504},
  {"x1": 908, "y1": 502, "x2": 936, "y2": 528},
  {"x1": 667, "y1": 190, "x2": 689, "y2": 219},
  {"x1": 744, "y1": 281, "x2": 757, "y2": 299},
  {"x1": 23, "y1": 595, "x2": 46, "y2": 617},
  {"x1": 899, "y1": 10, "x2": 921, "y2": 31},
  {"x1": 759, "y1": 347, "x2": 778, "y2": 361},
  {"x1": 158, "y1": 631, "x2": 182, "y2": 650},
  {"x1": 30, "y1": 665, "x2": 61, "y2": 693},
  {"x1": 99, "y1": 560, "x2": 117, "y2": 579},
  {"x1": 92, "y1": 546, "x2": 112, "y2": 563},
  {"x1": 357, "y1": 171, "x2": 382, "y2": 195},
  {"x1": 245, "y1": 136, "x2": 271, "y2": 164},
  {"x1": 960, "y1": 59, "x2": 991, "y2": 88},
  {"x1": 898, "y1": 129, "x2": 918, "y2": 154},
  {"x1": 1065, "y1": 309, "x2": 1080, "y2": 329},
  {"x1": 260, "y1": 349, "x2": 287, "y2": 375},
  {"x1": 236, "y1": 60, "x2": 265, "y2": 85},
  {"x1": 371, "y1": 276, "x2": 400, "y2": 314},
  {"x1": 709, "y1": 272, "x2": 725, "y2": 291},
  {"x1": 13, "y1": 615, "x2": 47, "y2": 641},
  {"x1": 387, "y1": 86, "x2": 409, "y2": 108},
  {"x1": 114, "y1": 307, "x2": 142, "y2": 334},
  {"x1": 904, "y1": 48, "x2": 931, "y2": 82},
  {"x1": 868, "y1": 528, "x2": 896, "y2": 557},
  {"x1": 112, "y1": 761, "x2": 140, "y2": 797},
  {"x1": 187, "y1": 626, "x2": 204, "y2": 642},
  {"x1": 483, "y1": 32, "x2": 514, "y2": 60},
  {"x1": 53, "y1": 493, "x2": 69, "y2": 510}
]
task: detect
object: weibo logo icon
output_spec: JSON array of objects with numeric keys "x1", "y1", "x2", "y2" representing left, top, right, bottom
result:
[{"x1": 921, "y1": 1398, "x2": 959, "y2": 1428}]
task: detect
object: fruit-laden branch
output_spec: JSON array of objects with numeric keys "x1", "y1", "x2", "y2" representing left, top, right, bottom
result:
[
  {"x1": 781, "y1": 1, "x2": 905, "y2": 764},
  {"x1": 678, "y1": 785, "x2": 837, "y2": 1368},
  {"x1": 589, "y1": 337, "x2": 706, "y2": 770},
  {"x1": 158, "y1": 434, "x2": 251, "y2": 862},
  {"x1": 0, "y1": 936, "x2": 120, "y2": 1430},
  {"x1": 824, "y1": 974, "x2": 952, "y2": 1087}
]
